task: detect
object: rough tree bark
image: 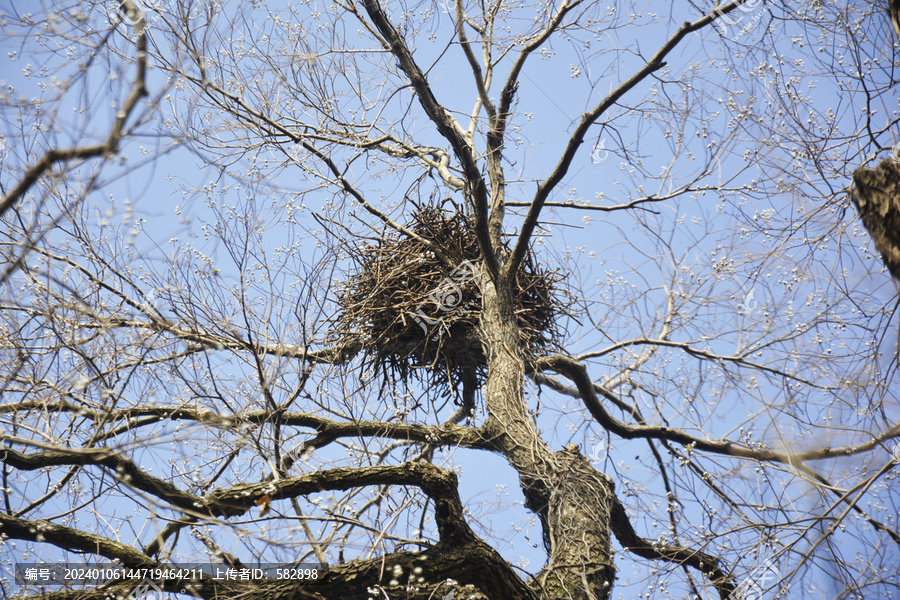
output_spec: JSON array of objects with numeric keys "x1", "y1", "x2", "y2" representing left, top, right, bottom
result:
[{"x1": 850, "y1": 157, "x2": 900, "y2": 282}]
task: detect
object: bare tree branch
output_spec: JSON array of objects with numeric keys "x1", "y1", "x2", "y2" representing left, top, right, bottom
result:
[{"x1": 0, "y1": 1, "x2": 148, "y2": 220}]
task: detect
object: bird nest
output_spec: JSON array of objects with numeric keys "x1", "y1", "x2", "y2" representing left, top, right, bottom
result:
[{"x1": 333, "y1": 206, "x2": 562, "y2": 398}]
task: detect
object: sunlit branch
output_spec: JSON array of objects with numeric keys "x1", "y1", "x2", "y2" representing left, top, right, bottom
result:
[
  {"x1": 0, "y1": 1, "x2": 148, "y2": 221},
  {"x1": 507, "y1": 11, "x2": 738, "y2": 276}
]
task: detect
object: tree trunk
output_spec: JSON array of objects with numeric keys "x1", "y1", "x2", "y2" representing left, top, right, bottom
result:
[
  {"x1": 480, "y1": 277, "x2": 616, "y2": 600},
  {"x1": 850, "y1": 158, "x2": 900, "y2": 282}
]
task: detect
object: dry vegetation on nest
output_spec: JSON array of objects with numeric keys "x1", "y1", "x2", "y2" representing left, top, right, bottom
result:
[{"x1": 333, "y1": 206, "x2": 563, "y2": 398}]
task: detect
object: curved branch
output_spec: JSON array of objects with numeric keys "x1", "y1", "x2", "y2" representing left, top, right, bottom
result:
[
  {"x1": 577, "y1": 337, "x2": 827, "y2": 390},
  {"x1": 0, "y1": 441, "x2": 488, "y2": 546},
  {"x1": 503, "y1": 186, "x2": 750, "y2": 212},
  {"x1": 0, "y1": 512, "x2": 155, "y2": 568},
  {"x1": 205, "y1": 462, "x2": 473, "y2": 543},
  {"x1": 609, "y1": 494, "x2": 734, "y2": 600},
  {"x1": 534, "y1": 353, "x2": 900, "y2": 464},
  {"x1": 0, "y1": 1, "x2": 148, "y2": 220},
  {"x1": 532, "y1": 370, "x2": 900, "y2": 551}
]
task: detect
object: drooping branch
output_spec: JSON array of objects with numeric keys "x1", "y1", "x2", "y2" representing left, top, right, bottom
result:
[
  {"x1": 536, "y1": 354, "x2": 900, "y2": 553},
  {"x1": 1, "y1": 443, "x2": 207, "y2": 516},
  {"x1": 577, "y1": 338, "x2": 827, "y2": 390},
  {"x1": 0, "y1": 512, "x2": 156, "y2": 568},
  {"x1": 608, "y1": 494, "x2": 735, "y2": 600},
  {"x1": 3, "y1": 449, "x2": 538, "y2": 598},
  {"x1": 3, "y1": 442, "x2": 480, "y2": 542}
]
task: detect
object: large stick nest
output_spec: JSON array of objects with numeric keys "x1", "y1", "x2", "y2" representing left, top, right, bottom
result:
[{"x1": 333, "y1": 206, "x2": 562, "y2": 398}]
